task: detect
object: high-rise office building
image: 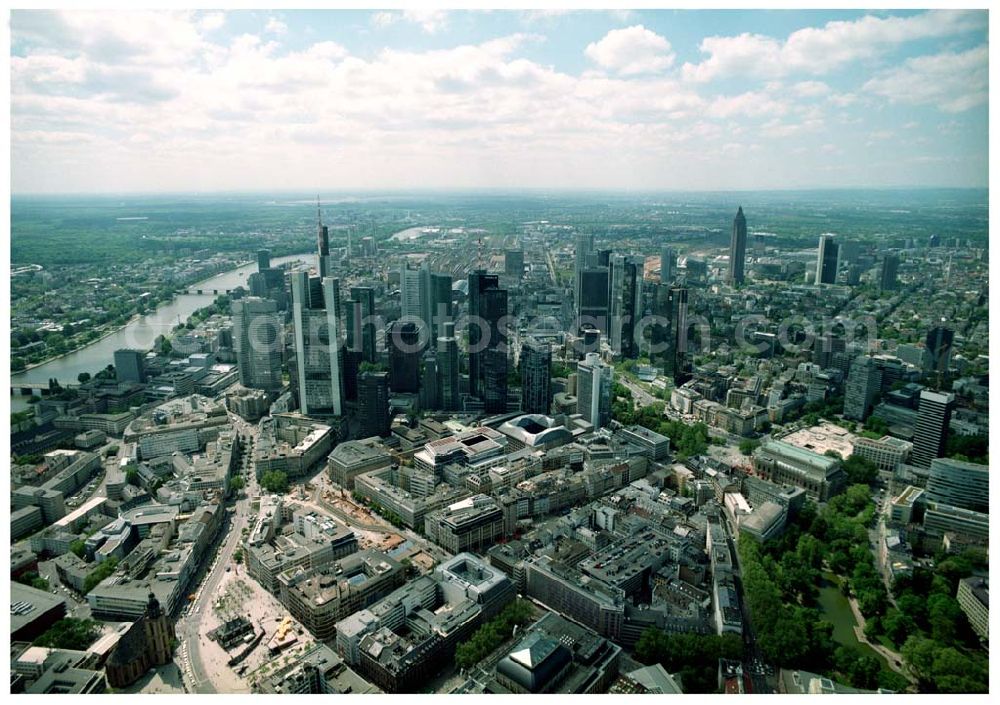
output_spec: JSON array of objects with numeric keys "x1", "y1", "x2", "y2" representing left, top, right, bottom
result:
[
  {"x1": 839, "y1": 240, "x2": 860, "y2": 265},
  {"x1": 358, "y1": 371, "x2": 391, "y2": 438},
  {"x1": 660, "y1": 247, "x2": 676, "y2": 285},
  {"x1": 429, "y1": 272, "x2": 453, "y2": 341},
  {"x1": 114, "y1": 349, "x2": 146, "y2": 384},
  {"x1": 232, "y1": 297, "x2": 283, "y2": 391},
  {"x1": 468, "y1": 271, "x2": 508, "y2": 413},
  {"x1": 249, "y1": 264, "x2": 288, "y2": 310},
  {"x1": 388, "y1": 321, "x2": 423, "y2": 394},
  {"x1": 436, "y1": 321, "x2": 460, "y2": 410},
  {"x1": 577, "y1": 352, "x2": 613, "y2": 429},
  {"x1": 399, "y1": 262, "x2": 423, "y2": 321},
  {"x1": 504, "y1": 250, "x2": 524, "y2": 279},
  {"x1": 520, "y1": 338, "x2": 552, "y2": 415},
  {"x1": 420, "y1": 353, "x2": 439, "y2": 410},
  {"x1": 910, "y1": 390, "x2": 955, "y2": 468},
  {"x1": 667, "y1": 286, "x2": 691, "y2": 385},
  {"x1": 925, "y1": 326, "x2": 954, "y2": 375},
  {"x1": 578, "y1": 266, "x2": 610, "y2": 332},
  {"x1": 346, "y1": 286, "x2": 377, "y2": 363},
  {"x1": 317, "y1": 200, "x2": 331, "y2": 279},
  {"x1": 816, "y1": 234, "x2": 839, "y2": 285},
  {"x1": 813, "y1": 334, "x2": 846, "y2": 369},
  {"x1": 843, "y1": 356, "x2": 881, "y2": 421},
  {"x1": 574, "y1": 232, "x2": 595, "y2": 313},
  {"x1": 291, "y1": 271, "x2": 345, "y2": 416},
  {"x1": 727, "y1": 207, "x2": 747, "y2": 285},
  {"x1": 609, "y1": 254, "x2": 644, "y2": 359},
  {"x1": 879, "y1": 254, "x2": 899, "y2": 291},
  {"x1": 925, "y1": 457, "x2": 988, "y2": 514}
]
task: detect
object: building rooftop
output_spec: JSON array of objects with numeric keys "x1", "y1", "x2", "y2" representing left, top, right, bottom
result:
[
  {"x1": 10, "y1": 583, "x2": 67, "y2": 637},
  {"x1": 779, "y1": 422, "x2": 856, "y2": 459}
]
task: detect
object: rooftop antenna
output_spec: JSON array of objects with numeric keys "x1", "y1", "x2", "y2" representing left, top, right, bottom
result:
[{"x1": 477, "y1": 232, "x2": 484, "y2": 271}]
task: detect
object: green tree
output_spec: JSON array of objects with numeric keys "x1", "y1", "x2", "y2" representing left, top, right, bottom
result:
[
  {"x1": 259, "y1": 470, "x2": 289, "y2": 494},
  {"x1": 69, "y1": 539, "x2": 87, "y2": 559},
  {"x1": 77, "y1": 372, "x2": 91, "y2": 384},
  {"x1": 841, "y1": 455, "x2": 878, "y2": 485},
  {"x1": 83, "y1": 557, "x2": 119, "y2": 593},
  {"x1": 33, "y1": 618, "x2": 101, "y2": 651},
  {"x1": 739, "y1": 438, "x2": 760, "y2": 456}
]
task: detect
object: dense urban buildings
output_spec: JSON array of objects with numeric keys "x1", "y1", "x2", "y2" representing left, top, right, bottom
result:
[{"x1": 8, "y1": 18, "x2": 991, "y2": 692}]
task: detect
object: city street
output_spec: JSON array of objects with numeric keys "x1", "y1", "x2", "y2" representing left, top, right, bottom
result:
[{"x1": 174, "y1": 411, "x2": 258, "y2": 694}]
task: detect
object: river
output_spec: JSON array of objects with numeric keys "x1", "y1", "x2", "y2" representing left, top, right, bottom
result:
[{"x1": 10, "y1": 253, "x2": 314, "y2": 411}]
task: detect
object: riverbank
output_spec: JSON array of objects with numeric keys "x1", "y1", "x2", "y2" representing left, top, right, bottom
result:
[
  {"x1": 15, "y1": 312, "x2": 144, "y2": 376},
  {"x1": 11, "y1": 259, "x2": 263, "y2": 379},
  {"x1": 11, "y1": 257, "x2": 263, "y2": 377},
  {"x1": 11, "y1": 253, "x2": 314, "y2": 393}
]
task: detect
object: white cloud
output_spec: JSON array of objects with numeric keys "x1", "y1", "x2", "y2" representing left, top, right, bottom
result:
[
  {"x1": 403, "y1": 10, "x2": 448, "y2": 34},
  {"x1": 682, "y1": 9, "x2": 985, "y2": 82},
  {"x1": 371, "y1": 11, "x2": 398, "y2": 29},
  {"x1": 792, "y1": 81, "x2": 829, "y2": 98},
  {"x1": 863, "y1": 45, "x2": 988, "y2": 113},
  {"x1": 197, "y1": 12, "x2": 225, "y2": 32},
  {"x1": 708, "y1": 91, "x2": 787, "y2": 120},
  {"x1": 585, "y1": 25, "x2": 675, "y2": 75},
  {"x1": 264, "y1": 17, "x2": 288, "y2": 36},
  {"x1": 7, "y1": 10, "x2": 988, "y2": 192}
]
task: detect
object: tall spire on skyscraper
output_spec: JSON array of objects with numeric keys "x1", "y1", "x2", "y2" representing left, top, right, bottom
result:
[{"x1": 316, "y1": 195, "x2": 330, "y2": 277}]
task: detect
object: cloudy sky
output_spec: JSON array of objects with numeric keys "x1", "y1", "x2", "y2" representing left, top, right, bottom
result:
[{"x1": 9, "y1": 8, "x2": 989, "y2": 193}]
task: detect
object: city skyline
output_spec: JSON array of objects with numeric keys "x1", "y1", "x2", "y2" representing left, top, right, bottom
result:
[{"x1": 10, "y1": 7, "x2": 989, "y2": 194}]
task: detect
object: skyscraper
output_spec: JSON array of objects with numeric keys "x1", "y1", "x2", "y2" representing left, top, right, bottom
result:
[
  {"x1": 357, "y1": 371, "x2": 391, "y2": 438},
  {"x1": 468, "y1": 271, "x2": 508, "y2": 413},
  {"x1": 399, "y1": 262, "x2": 423, "y2": 320},
  {"x1": 578, "y1": 266, "x2": 610, "y2": 332},
  {"x1": 232, "y1": 297, "x2": 283, "y2": 391},
  {"x1": 347, "y1": 286, "x2": 377, "y2": 363},
  {"x1": 660, "y1": 247, "x2": 676, "y2": 285},
  {"x1": 609, "y1": 254, "x2": 644, "y2": 359},
  {"x1": 257, "y1": 249, "x2": 271, "y2": 271},
  {"x1": 813, "y1": 334, "x2": 846, "y2": 369},
  {"x1": 388, "y1": 321, "x2": 423, "y2": 394},
  {"x1": 574, "y1": 232, "x2": 595, "y2": 314},
  {"x1": 816, "y1": 234, "x2": 839, "y2": 285},
  {"x1": 317, "y1": 198, "x2": 331, "y2": 279},
  {"x1": 727, "y1": 206, "x2": 747, "y2": 285},
  {"x1": 925, "y1": 457, "x2": 988, "y2": 514},
  {"x1": 879, "y1": 255, "x2": 899, "y2": 291},
  {"x1": 577, "y1": 352, "x2": 613, "y2": 429},
  {"x1": 520, "y1": 338, "x2": 552, "y2": 414},
  {"x1": 505, "y1": 250, "x2": 524, "y2": 279},
  {"x1": 291, "y1": 271, "x2": 345, "y2": 416},
  {"x1": 925, "y1": 326, "x2": 954, "y2": 375},
  {"x1": 911, "y1": 390, "x2": 955, "y2": 468},
  {"x1": 436, "y1": 321, "x2": 460, "y2": 410},
  {"x1": 420, "y1": 352, "x2": 439, "y2": 410},
  {"x1": 429, "y1": 272, "x2": 453, "y2": 341},
  {"x1": 667, "y1": 286, "x2": 691, "y2": 385},
  {"x1": 843, "y1": 356, "x2": 881, "y2": 421}
]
